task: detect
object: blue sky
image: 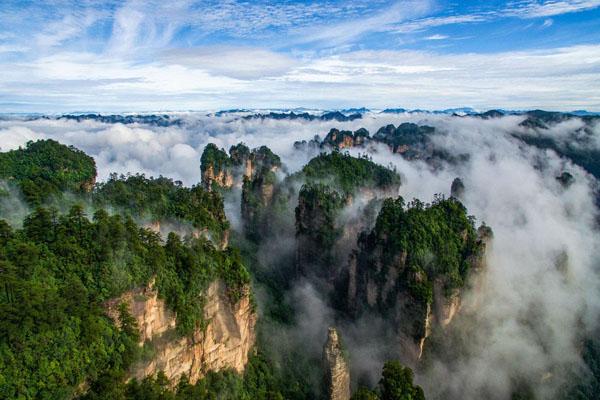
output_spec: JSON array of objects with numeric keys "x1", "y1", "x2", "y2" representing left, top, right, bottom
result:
[{"x1": 0, "y1": 0, "x2": 599, "y2": 112}]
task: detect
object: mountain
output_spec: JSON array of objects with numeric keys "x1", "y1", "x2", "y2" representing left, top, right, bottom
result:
[{"x1": 2, "y1": 107, "x2": 600, "y2": 399}]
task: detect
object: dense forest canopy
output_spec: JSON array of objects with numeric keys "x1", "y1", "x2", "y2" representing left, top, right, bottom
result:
[
  {"x1": 0, "y1": 133, "x2": 597, "y2": 400},
  {"x1": 0, "y1": 205, "x2": 250, "y2": 399},
  {"x1": 299, "y1": 151, "x2": 401, "y2": 195},
  {"x1": 369, "y1": 196, "x2": 482, "y2": 298},
  {"x1": 0, "y1": 139, "x2": 96, "y2": 205},
  {"x1": 94, "y1": 174, "x2": 229, "y2": 243}
]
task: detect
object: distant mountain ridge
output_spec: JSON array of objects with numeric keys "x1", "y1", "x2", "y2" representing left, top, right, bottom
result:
[{"x1": 8, "y1": 108, "x2": 600, "y2": 127}]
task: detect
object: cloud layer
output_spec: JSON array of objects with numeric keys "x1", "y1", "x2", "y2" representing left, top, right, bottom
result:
[
  {"x1": 1, "y1": 1, "x2": 599, "y2": 112},
  {"x1": 1, "y1": 111, "x2": 600, "y2": 399}
]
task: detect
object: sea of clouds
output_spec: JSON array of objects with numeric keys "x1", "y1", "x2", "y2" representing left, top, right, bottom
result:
[{"x1": 1, "y1": 111, "x2": 599, "y2": 399}]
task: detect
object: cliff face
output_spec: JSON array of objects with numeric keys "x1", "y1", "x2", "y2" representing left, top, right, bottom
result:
[
  {"x1": 202, "y1": 164, "x2": 235, "y2": 190},
  {"x1": 343, "y1": 198, "x2": 490, "y2": 361},
  {"x1": 316, "y1": 124, "x2": 437, "y2": 161},
  {"x1": 295, "y1": 184, "x2": 346, "y2": 280},
  {"x1": 80, "y1": 176, "x2": 96, "y2": 192},
  {"x1": 241, "y1": 170, "x2": 277, "y2": 241},
  {"x1": 201, "y1": 143, "x2": 281, "y2": 191},
  {"x1": 323, "y1": 328, "x2": 350, "y2": 400},
  {"x1": 106, "y1": 279, "x2": 256, "y2": 385}
]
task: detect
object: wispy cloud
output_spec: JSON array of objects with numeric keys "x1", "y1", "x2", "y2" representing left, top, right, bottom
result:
[
  {"x1": 0, "y1": 1, "x2": 599, "y2": 111},
  {"x1": 1, "y1": 43, "x2": 599, "y2": 112},
  {"x1": 542, "y1": 18, "x2": 555, "y2": 27},
  {"x1": 35, "y1": 10, "x2": 104, "y2": 49},
  {"x1": 425, "y1": 34, "x2": 449, "y2": 40},
  {"x1": 391, "y1": 14, "x2": 488, "y2": 34},
  {"x1": 161, "y1": 46, "x2": 300, "y2": 79},
  {"x1": 504, "y1": 0, "x2": 600, "y2": 18},
  {"x1": 390, "y1": 1, "x2": 600, "y2": 35},
  {"x1": 288, "y1": 0, "x2": 433, "y2": 46}
]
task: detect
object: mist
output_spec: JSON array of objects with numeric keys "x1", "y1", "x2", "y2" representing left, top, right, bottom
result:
[{"x1": 1, "y1": 111, "x2": 599, "y2": 399}]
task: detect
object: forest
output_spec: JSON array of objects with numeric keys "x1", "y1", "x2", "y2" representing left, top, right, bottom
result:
[{"x1": 0, "y1": 137, "x2": 598, "y2": 400}]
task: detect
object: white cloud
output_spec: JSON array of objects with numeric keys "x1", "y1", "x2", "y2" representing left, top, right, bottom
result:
[
  {"x1": 1, "y1": 44, "x2": 599, "y2": 112},
  {"x1": 35, "y1": 10, "x2": 103, "y2": 49},
  {"x1": 542, "y1": 18, "x2": 554, "y2": 27},
  {"x1": 289, "y1": 0, "x2": 434, "y2": 46},
  {"x1": 2, "y1": 112, "x2": 599, "y2": 399},
  {"x1": 392, "y1": 14, "x2": 487, "y2": 34},
  {"x1": 425, "y1": 34, "x2": 449, "y2": 40},
  {"x1": 161, "y1": 47, "x2": 300, "y2": 79},
  {"x1": 504, "y1": 0, "x2": 600, "y2": 18}
]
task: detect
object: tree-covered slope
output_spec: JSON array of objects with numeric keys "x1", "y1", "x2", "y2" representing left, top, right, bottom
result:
[
  {"x1": 343, "y1": 195, "x2": 489, "y2": 357},
  {"x1": 93, "y1": 174, "x2": 229, "y2": 242},
  {"x1": 299, "y1": 151, "x2": 400, "y2": 195},
  {"x1": 0, "y1": 140, "x2": 97, "y2": 205},
  {"x1": 0, "y1": 206, "x2": 250, "y2": 399}
]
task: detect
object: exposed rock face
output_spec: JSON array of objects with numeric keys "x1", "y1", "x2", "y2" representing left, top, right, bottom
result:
[
  {"x1": 322, "y1": 129, "x2": 357, "y2": 149},
  {"x1": 304, "y1": 124, "x2": 471, "y2": 167},
  {"x1": 433, "y1": 280, "x2": 461, "y2": 328},
  {"x1": 143, "y1": 220, "x2": 227, "y2": 249},
  {"x1": 321, "y1": 128, "x2": 373, "y2": 150},
  {"x1": 295, "y1": 189, "x2": 396, "y2": 284},
  {"x1": 106, "y1": 278, "x2": 175, "y2": 344},
  {"x1": 343, "y1": 198, "x2": 489, "y2": 361},
  {"x1": 241, "y1": 170, "x2": 277, "y2": 241},
  {"x1": 201, "y1": 142, "x2": 281, "y2": 191},
  {"x1": 450, "y1": 177, "x2": 465, "y2": 199},
  {"x1": 80, "y1": 176, "x2": 96, "y2": 192},
  {"x1": 203, "y1": 165, "x2": 235, "y2": 190},
  {"x1": 106, "y1": 279, "x2": 256, "y2": 385},
  {"x1": 323, "y1": 328, "x2": 350, "y2": 400}
]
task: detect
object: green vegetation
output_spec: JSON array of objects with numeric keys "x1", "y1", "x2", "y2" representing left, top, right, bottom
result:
[
  {"x1": 562, "y1": 337, "x2": 600, "y2": 399},
  {"x1": 200, "y1": 142, "x2": 282, "y2": 191},
  {"x1": 200, "y1": 143, "x2": 231, "y2": 176},
  {"x1": 291, "y1": 152, "x2": 400, "y2": 278},
  {"x1": 0, "y1": 205, "x2": 250, "y2": 399},
  {"x1": 294, "y1": 183, "x2": 346, "y2": 277},
  {"x1": 368, "y1": 195, "x2": 480, "y2": 303},
  {"x1": 80, "y1": 352, "x2": 285, "y2": 400},
  {"x1": 515, "y1": 134, "x2": 600, "y2": 180},
  {"x1": 0, "y1": 139, "x2": 96, "y2": 205},
  {"x1": 229, "y1": 143, "x2": 251, "y2": 166},
  {"x1": 300, "y1": 151, "x2": 400, "y2": 195},
  {"x1": 94, "y1": 173, "x2": 229, "y2": 242},
  {"x1": 373, "y1": 123, "x2": 435, "y2": 154},
  {"x1": 380, "y1": 361, "x2": 425, "y2": 400},
  {"x1": 351, "y1": 361, "x2": 425, "y2": 400},
  {"x1": 251, "y1": 146, "x2": 282, "y2": 172},
  {"x1": 241, "y1": 170, "x2": 277, "y2": 242},
  {"x1": 296, "y1": 183, "x2": 345, "y2": 249}
]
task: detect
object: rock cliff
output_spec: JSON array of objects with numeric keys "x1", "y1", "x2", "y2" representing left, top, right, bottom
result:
[
  {"x1": 106, "y1": 278, "x2": 256, "y2": 385},
  {"x1": 343, "y1": 197, "x2": 489, "y2": 361},
  {"x1": 323, "y1": 327, "x2": 350, "y2": 400},
  {"x1": 201, "y1": 142, "x2": 281, "y2": 191}
]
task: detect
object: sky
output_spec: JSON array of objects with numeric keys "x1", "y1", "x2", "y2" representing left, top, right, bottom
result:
[{"x1": 0, "y1": 0, "x2": 599, "y2": 112}]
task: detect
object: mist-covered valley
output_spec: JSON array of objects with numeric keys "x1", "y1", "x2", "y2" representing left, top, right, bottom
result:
[{"x1": 1, "y1": 109, "x2": 599, "y2": 400}]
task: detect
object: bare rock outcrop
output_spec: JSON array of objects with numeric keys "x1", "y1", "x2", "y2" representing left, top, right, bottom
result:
[
  {"x1": 106, "y1": 279, "x2": 256, "y2": 385},
  {"x1": 201, "y1": 142, "x2": 281, "y2": 191},
  {"x1": 202, "y1": 164, "x2": 235, "y2": 190},
  {"x1": 323, "y1": 327, "x2": 350, "y2": 400}
]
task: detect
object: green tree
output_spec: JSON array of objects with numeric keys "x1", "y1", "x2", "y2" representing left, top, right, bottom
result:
[{"x1": 380, "y1": 361, "x2": 425, "y2": 400}]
